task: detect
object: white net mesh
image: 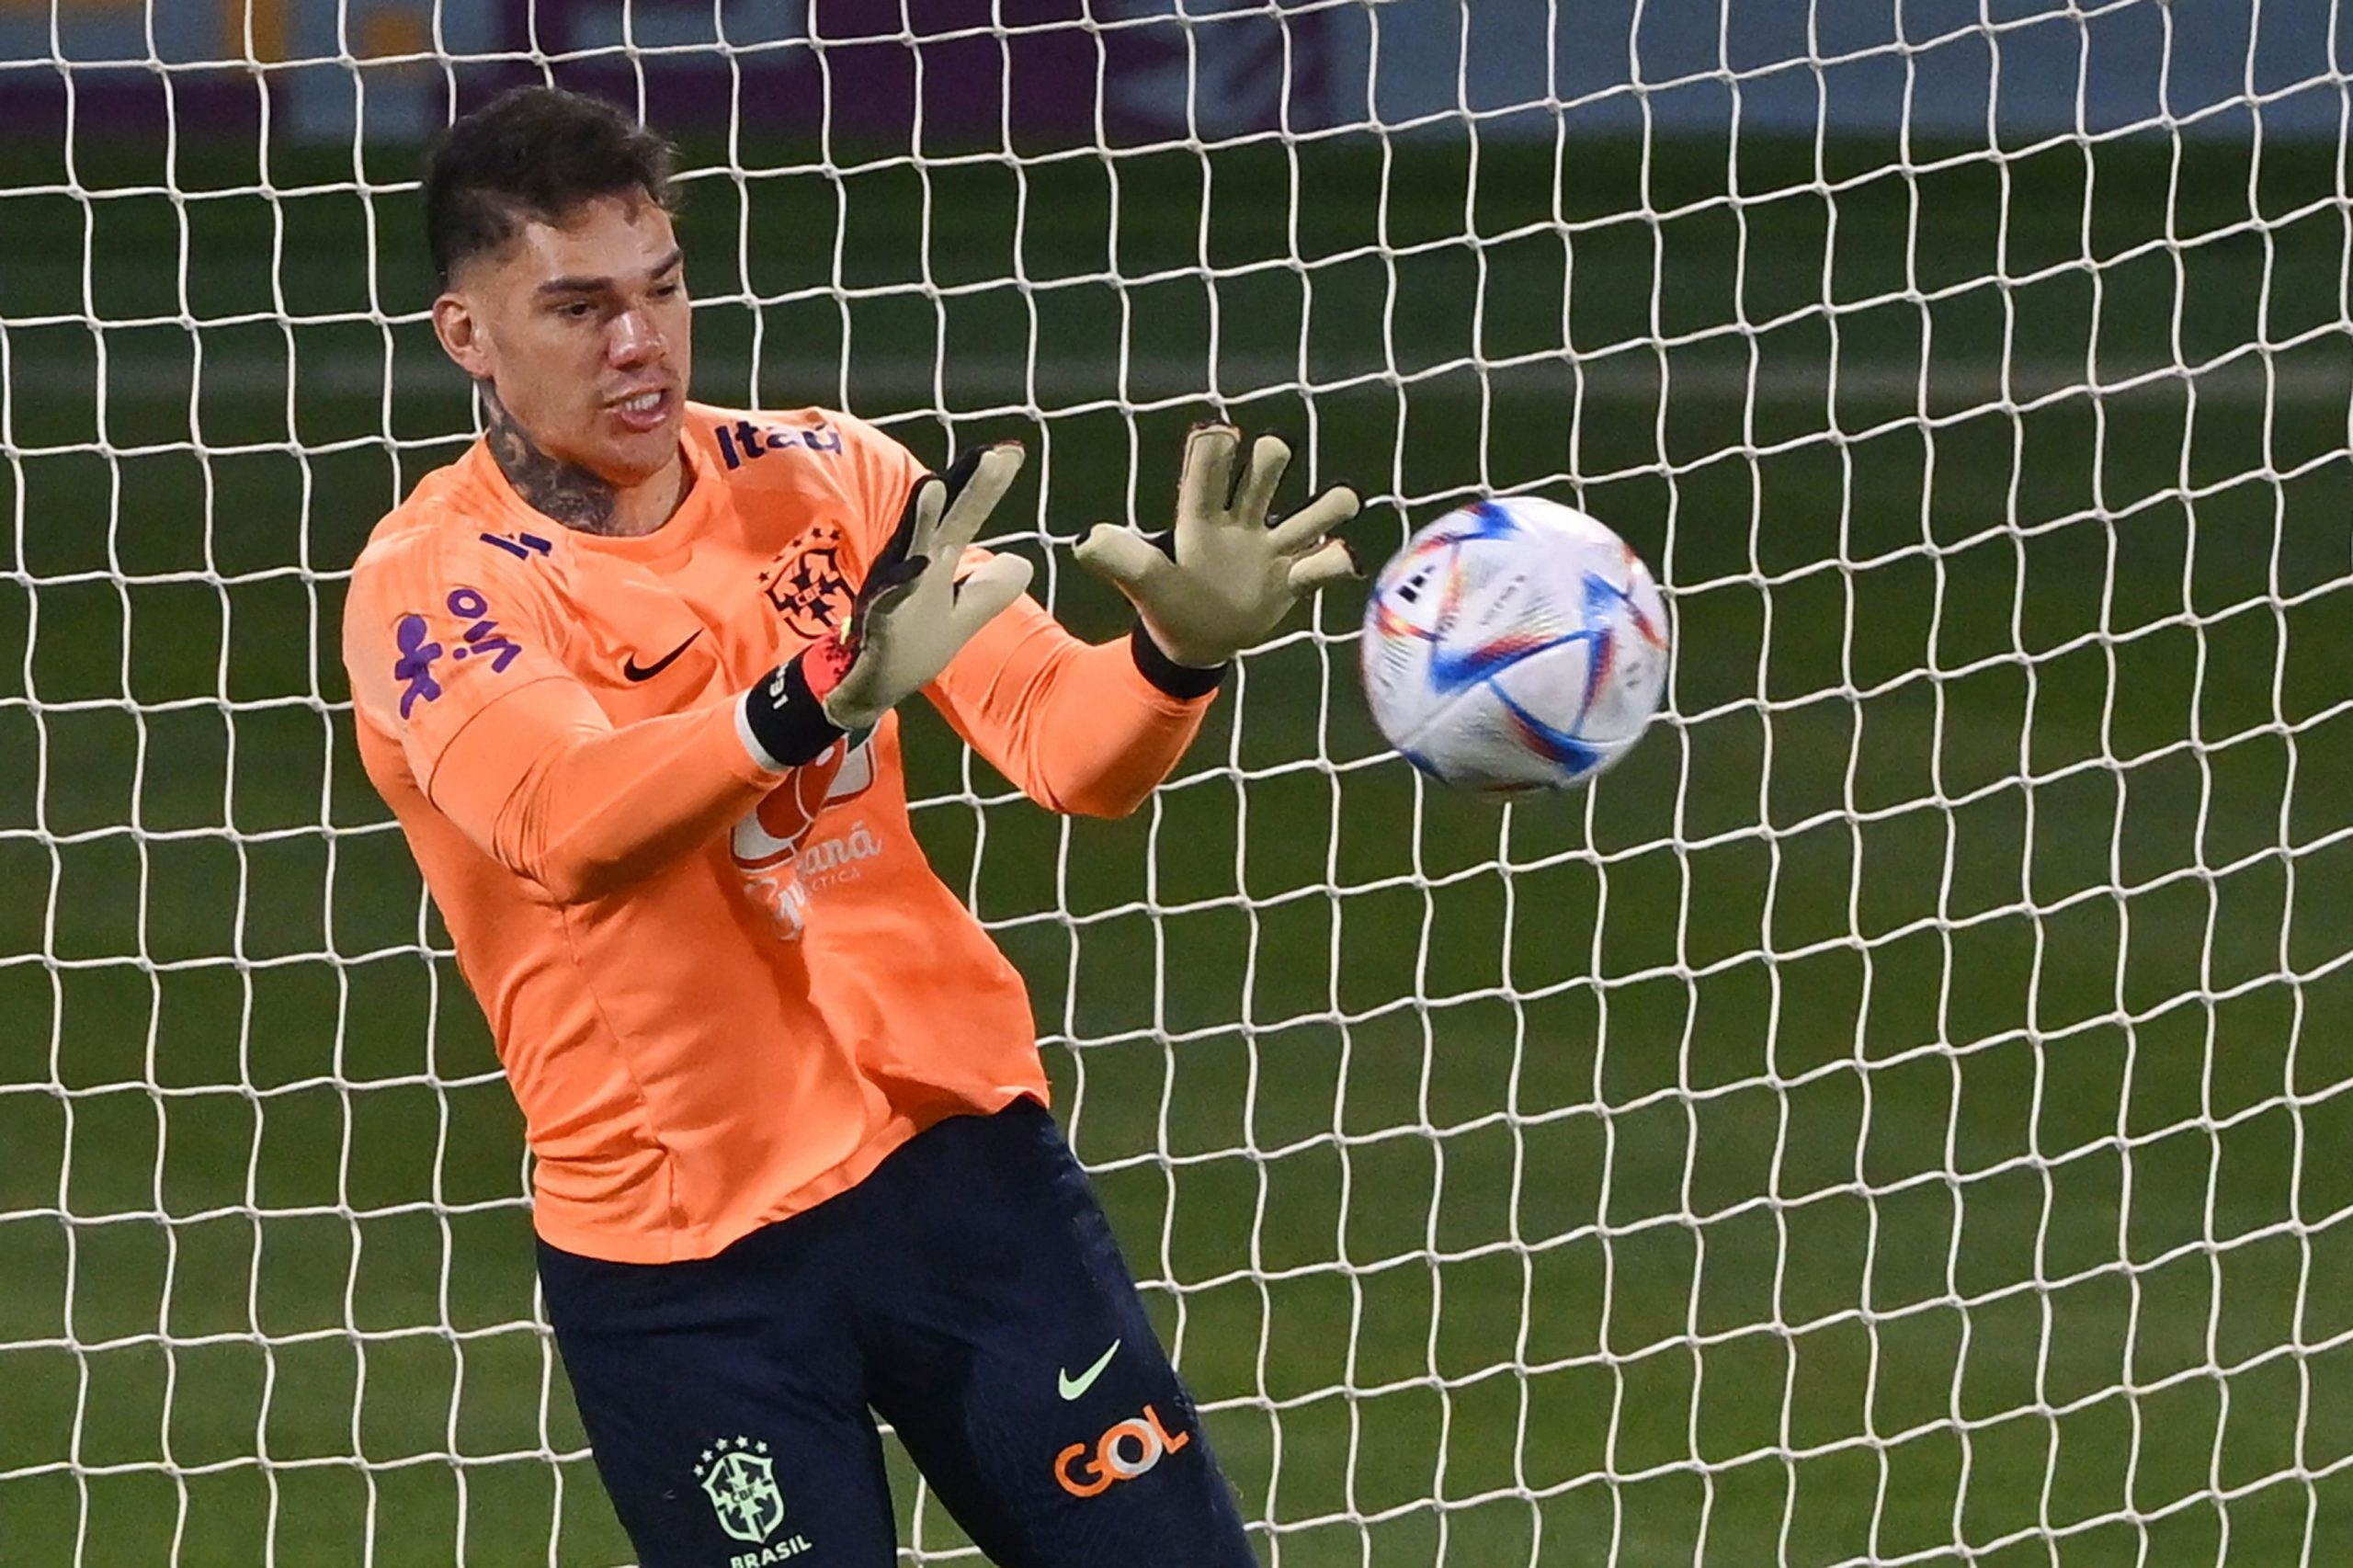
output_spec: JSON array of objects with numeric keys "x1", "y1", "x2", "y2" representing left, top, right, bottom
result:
[{"x1": 4, "y1": 2, "x2": 2351, "y2": 1564}]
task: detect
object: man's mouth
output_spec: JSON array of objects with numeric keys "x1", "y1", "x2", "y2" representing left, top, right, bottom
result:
[{"x1": 608, "y1": 387, "x2": 674, "y2": 431}]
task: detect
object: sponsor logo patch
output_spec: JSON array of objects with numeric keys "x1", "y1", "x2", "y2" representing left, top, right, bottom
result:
[
  {"x1": 391, "y1": 587, "x2": 525, "y2": 720},
  {"x1": 716, "y1": 419, "x2": 845, "y2": 469},
  {"x1": 392, "y1": 614, "x2": 444, "y2": 718},
  {"x1": 731, "y1": 736, "x2": 881, "y2": 939},
  {"x1": 478, "y1": 529, "x2": 552, "y2": 560},
  {"x1": 1053, "y1": 1403, "x2": 1190, "y2": 1499}
]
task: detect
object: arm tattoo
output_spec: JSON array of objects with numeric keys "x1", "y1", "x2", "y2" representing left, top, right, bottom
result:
[{"x1": 481, "y1": 383, "x2": 621, "y2": 533}]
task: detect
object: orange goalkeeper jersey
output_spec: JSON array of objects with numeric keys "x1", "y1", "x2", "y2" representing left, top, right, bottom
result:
[{"x1": 342, "y1": 404, "x2": 1213, "y2": 1263}]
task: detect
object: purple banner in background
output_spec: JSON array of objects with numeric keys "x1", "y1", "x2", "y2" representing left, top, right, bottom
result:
[
  {"x1": 505, "y1": 0, "x2": 1354, "y2": 146},
  {"x1": 0, "y1": 1, "x2": 2341, "y2": 148},
  {"x1": 0, "y1": 0, "x2": 1355, "y2": 148}
]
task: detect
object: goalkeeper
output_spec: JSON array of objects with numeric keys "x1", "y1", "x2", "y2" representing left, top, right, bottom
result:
[{"x1": 340, "y1": 85, "x2": 1354, "y2": 1568}]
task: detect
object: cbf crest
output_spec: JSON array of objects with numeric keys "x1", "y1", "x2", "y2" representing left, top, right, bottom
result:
[
  {"x1": 696, "y1": 1436, "x2": 785, "y2": 1544},
  {"x1": 757, "y1": 522, "x2": 853, "y2": 641}
]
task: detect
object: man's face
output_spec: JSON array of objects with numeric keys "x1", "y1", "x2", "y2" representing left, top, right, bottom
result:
[{"x1": 433, "y1": 194, "x2": 691, "y2": 485}]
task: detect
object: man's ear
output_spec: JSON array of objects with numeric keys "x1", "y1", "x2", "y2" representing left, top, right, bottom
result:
[{"x1": 432, "y1": 290, "x2": 492, "y2": 380}]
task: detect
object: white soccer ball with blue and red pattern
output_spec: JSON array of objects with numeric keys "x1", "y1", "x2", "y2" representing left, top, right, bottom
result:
[{"x1": 1360, "y1": 496, "x2": 1670, "y2": 795}]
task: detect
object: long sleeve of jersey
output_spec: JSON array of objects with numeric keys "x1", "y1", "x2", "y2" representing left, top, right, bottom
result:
[
  {"x1": 343, "y1": 534, "x2": 789, "y2": 905},
  {"x1": 925, "y1": 590, "x2": 1216, "y2": 819},
  {"x1": 430, "y1": 685, "x2": 784, "y2": 903}
]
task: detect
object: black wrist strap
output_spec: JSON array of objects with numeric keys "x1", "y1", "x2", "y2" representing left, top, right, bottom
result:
[
  {"x1": 741, "y1": 650, "x2": 850, "y2": 768},
  {"x1": 1129, "y1": 622, "x2": 1228, "y2": 699}
]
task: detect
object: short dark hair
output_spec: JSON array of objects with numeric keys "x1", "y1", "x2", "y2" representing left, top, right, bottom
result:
[{"x1": 424, "y1": 85, "x2": 678, "y2": 284}]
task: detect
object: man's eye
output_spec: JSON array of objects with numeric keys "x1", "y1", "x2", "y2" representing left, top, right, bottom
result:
[
  {"x1": 557, "y1": 301, "x2": 595, "y2": 319},
  {"x1": 653, "y1": 281, "x2": 682, "y2": 300}
]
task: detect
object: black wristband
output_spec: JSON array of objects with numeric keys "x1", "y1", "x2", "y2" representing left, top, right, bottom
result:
[
  {"x1": 740, "y1": 649, "x2": 850, "y2": 768},
  {"x1": 1129, "y1": 622, "x2": 1228, "y2": 699}
]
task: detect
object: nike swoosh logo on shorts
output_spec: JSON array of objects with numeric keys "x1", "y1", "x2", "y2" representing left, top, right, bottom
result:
[
  {"x1": 1057, "y1": 1339, "x2": 1121, "y2": 1402},
  {"x1": 622, "y1": 631, "x2": 701, "y2": 682}
]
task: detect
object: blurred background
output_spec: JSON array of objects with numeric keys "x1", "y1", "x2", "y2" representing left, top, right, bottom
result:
[{"x1": 3, "y1": 1, "x2": 2350, "y2": 1563}]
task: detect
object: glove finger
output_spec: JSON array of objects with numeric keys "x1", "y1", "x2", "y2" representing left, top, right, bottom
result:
[
  {"x1": 938, "y1": 444, "x2": 990, "y2": 499},
  {"x1": 932, "y1": 443, "x2": 1025, "y2": 557},
  {"x1": 1175, "y1": 423, "x2": 1242, "y2": 527},
  {"x1": 1266, "y1": 483, "x2": 1360, "y2": 553},
  {"x1": 1285, "y1": 539, "x2": 1358, "y2": 594},
  {"x1": 868, "y1": 475, "x2": 946, "y2": 602},
  {"x1": 1229, "y1": 433, "x2": 1293, "y2": 525},
  {"x1": 946, "y1": 552, "x2": 1035, "y2": 638},
  {"x1": 1074, "y1": 523, "x2": 1173, "y2": 595}
]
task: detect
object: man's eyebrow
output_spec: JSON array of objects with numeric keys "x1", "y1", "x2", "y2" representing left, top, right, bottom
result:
[{"x1": 536, "y1": 248, "x2": 686, "y2": 297}]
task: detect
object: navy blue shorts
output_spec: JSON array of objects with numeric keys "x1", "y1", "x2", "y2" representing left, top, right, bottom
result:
[{"x1": 536, "y1": 1099, "x2": 1256, "y2": 1568}]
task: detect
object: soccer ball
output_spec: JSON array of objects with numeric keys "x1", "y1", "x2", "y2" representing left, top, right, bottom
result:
[{"x1": 1360, "y1": 496, "x2": 1670, "y2": 795}]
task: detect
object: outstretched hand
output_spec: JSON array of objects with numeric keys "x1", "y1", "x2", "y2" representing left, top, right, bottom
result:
[
  {"x1": 1075, "y1": 425, "x2": 1358, "y2": 670},
  {"x1": 813, "y1": 443, "x2": 1034, "y2": 733}
]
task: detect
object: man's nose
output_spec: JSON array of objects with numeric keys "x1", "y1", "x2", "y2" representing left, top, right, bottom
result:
[{"x1": 608, "y1": 307, "x2": 664, "y2": 367}]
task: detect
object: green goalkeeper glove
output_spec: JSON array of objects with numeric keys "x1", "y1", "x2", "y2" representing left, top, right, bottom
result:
[
  {"x1": 817, "y1": 443, "x2": 1032, "y2": 732},
  {"x1": 742, "y1": 444, "x2": 1031, "y2": 766},
  {"x1": 1074, "y1": 425, "x2": 1359, "y2": 671}
]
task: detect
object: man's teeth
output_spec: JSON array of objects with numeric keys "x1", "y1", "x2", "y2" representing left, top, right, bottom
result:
[{"x1": 618, "y1": 392, "x2": 663, "y2": 414}]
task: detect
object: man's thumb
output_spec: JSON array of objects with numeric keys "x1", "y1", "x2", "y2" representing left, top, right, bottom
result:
[
  {"x1": 1074, "y1": 525, "x2": 1168, "y2": 596},
  {"x1": 948, "y1": 551, "x2": 1033, "y2": 633}
]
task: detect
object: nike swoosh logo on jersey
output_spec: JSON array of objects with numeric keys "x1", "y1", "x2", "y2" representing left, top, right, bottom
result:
[
  {"x1": 622, "y1": 631, "x2": 702, "y2": 682},
  {"x1": 1057, "y1": 1339, "x2": 1121, "y2": 1402}
]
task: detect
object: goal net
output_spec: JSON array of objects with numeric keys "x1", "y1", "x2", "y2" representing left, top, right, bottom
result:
[{"x1": 4, "y1": 2, "x2": 2350, "y2": 1563}]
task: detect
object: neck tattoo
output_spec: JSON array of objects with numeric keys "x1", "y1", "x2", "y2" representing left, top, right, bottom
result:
[{"x1": 482, "y1": 383, "x2": 623, "y2": 534}]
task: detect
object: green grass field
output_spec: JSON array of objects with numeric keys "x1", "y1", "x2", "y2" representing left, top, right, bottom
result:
[{"x1": 4, "y1": 127, "x2": 2352, "y2": 1565}]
